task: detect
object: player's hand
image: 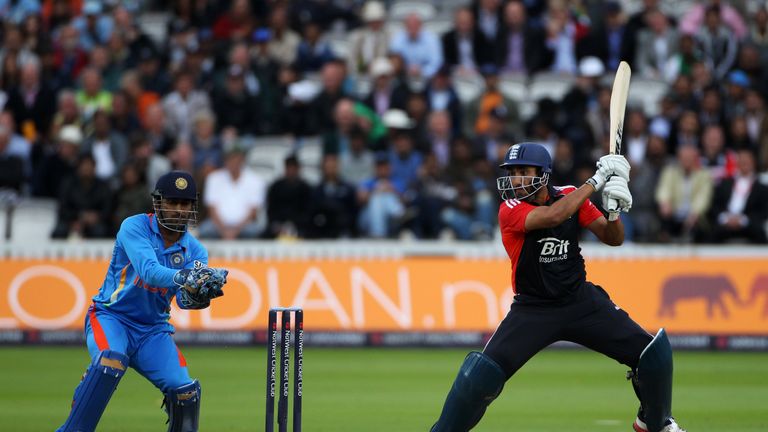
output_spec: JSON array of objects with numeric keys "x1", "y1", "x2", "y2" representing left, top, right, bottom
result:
[
  {"x1": 602, "y1": 176, "x2": 632, "y2": 214},
  {"x1": 197, "y1": 268, "x2": 227, "y2": 300},
  {"x1": 596, "y1": 155, "x2": 631, "y2": 182},
  {"x1": 173, "y1": 263, "x2": 227, "y2": 299}
]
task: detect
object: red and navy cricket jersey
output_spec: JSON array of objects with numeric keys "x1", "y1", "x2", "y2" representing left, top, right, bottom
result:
[{"x1": 499, "y1": 185, "x2": 603, "y2": 304}]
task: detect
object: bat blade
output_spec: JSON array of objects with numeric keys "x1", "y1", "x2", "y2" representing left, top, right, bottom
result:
[
  {"x1": 606, "y1": 61, "x2": 631, "y2": 221},
  {"x1": 609, "y1": 61, "x2": 631, "y2": 155}
]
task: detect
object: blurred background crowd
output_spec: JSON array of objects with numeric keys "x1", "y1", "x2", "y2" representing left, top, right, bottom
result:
[{"x1": 1, "y1": 0, "x2": 768, "y2": 244}]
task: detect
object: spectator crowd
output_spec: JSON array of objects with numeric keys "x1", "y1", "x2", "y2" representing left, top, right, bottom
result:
[{"x1": 0, "y1": 0, "x2": 767, "y2": 244}]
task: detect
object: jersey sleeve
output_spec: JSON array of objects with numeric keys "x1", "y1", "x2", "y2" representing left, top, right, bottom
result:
[
  {"x1": 578, "y1": 198, "x2": 604, "y2": 227},
  {"x1": 499, "y1": 199, "x2": 536, "y2": 233},
  {"x1": 117, "y1": 217, "x2": 179, "y2": 289}
]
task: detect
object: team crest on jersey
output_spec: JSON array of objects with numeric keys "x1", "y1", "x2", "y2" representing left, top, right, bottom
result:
[
  {"x1": 171, "y1": 252, "x2": 184, "y2": 267},
  {"x1": 175, "y1": 177, "x2": 188, "y2": 190}
]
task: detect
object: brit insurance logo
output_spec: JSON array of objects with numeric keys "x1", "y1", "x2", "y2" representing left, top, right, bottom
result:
[{"x1": 537, "y1": 237, "x2": 570, "y2": 263}]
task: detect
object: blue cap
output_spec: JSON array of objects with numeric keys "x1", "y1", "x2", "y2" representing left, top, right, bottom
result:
[
  {"x1": 480, "y1": 63, "x2": 498, "y2": 76},
  {"x1": 252, "y1": 28, "x2": 272, "y2": 43},
  {"x1": 727, "y1": 70, "x2": 750, "y2": 88},
  {"x1": 153, "y1": 171, "x2": 197, "y2": 200}
]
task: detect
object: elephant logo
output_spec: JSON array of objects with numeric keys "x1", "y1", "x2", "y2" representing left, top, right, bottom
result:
[
  {"x1": 658, "y1": 275, "x2": 743, "y2": 318},
  {"x1": 747, "y1": 275, "x2": 768, "y2": 318}
]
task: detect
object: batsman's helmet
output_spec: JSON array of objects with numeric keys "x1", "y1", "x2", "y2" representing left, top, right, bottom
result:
[
  {"x1": 497, "y1": 142, "x2": 552, "y2": 201},
  {"x1": 151, "y1": 171, "x2": 198, "y2": 232}
]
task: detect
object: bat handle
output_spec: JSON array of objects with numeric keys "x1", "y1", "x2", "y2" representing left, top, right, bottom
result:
[{"x1": 607, "y1": 197, "x2": 620, "y2": 221}]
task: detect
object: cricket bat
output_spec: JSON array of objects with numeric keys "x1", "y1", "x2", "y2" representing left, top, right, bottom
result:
[{"x1": 607, "y1": 61, "x2": 631, "y2": 221}]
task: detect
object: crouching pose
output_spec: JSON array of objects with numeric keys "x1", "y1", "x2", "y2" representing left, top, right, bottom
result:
[
  {"x1": 431, "y1": 143, "x2": 685, "y2": 432},
  {"x1": 57, "y1": 171, "x2": 228, "y2": 432}
]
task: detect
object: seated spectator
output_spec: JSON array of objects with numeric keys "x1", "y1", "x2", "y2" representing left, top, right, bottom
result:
[
  {"x1": 81, "y1": 110, "x2": 128, "y2": 188},
  {"x1": 198, "y1": 146, "x2": 265, "y2": 239},
  {"x1": 544, "y1": 0, "x2": 580, "y2": 75},
  {"x1": 6, "y1": 58, "x2": 55, "y2": 142},
  {"x1": 51, "y1": 154, "x2": 112, "y2": 239},
  {"x1": 267, "y1": 4, "x2": 301, "y2": 67},
  {"x1": 129, "y1": 134, "x2": 171, "y2": 194},
  {"x1": 266, "y1": 155, "x2": 313, "y2": 238},
  {"x1": 425, "y1": 111, "x2": 453, "y2": 168},
  {"x1": 142, "y1": 103, "x2": 176, "y2": 156},
  {"x1": 635, "y1": 9, "x2": 678, "y2": 79},
  {"x1": 680, "y1": 0, "x2": 747, "y2": 40},
  {"x1": 0, "y1": 111, "x2": 31, "y2": 177},
  {"x1": 411, "y1": 153, "x2": 452, "y2": 239},
  {"x1": 706, "y1": 147, "x2": 768, "y2": 243},
  {"x1": 347, "y1": 1, "x2": 390, "y2": 76},
  {"x1": 699, "y1": 85, "x2": 725, "y2": 129},
  {"x1": 424, "y1": 66, "x2": 462, "y2": 136},
  {"x1": 357, "y1": 154, "x2": 406, "y2": 238},
  {"x1": 695, "y1": 5, "x2": 738, "y2": 80},
  {"x1": 701, "y1": 124, "x2": 736, "y2": 182},
  {"x1": 308, "y1": 154, "x2": 358, "y2": 238},
  {"x1": 631, "y1": 134, "x2": 672, "y2": 242},
  {"x1": 495, "y1": 0, "x2": 551, "y2": 74},
  {"x1": 664, "y1": 34, "x2": 699, "y2": 82},
  {"x1": 295, "y1": 21, "x2": 334, "y2": 74},
  {"x1": 339, "y1": 127, "x2": 374, "y2": 186},
  {"x1": 655, "y1": 144, "x2": 713, "y2": 242},
  {"x1": 76, "y1": 66, "x2": 113, "y2": 121},
  {"x1": 363, "y1": 57, "x2": 409, "y2": 117},
  {"x1": 442, "y1": 7, "x2": 485, "y2": 73},
  {"x1": 161, "y1": 70, "x2": 211, "y2": 142},
  {"x1": 0, "y1": 125, "x2": 24, "y2": 193},
  {"x1": 112, "y1": 162, "x2": 152, "y2": 232},
  {"x1": 388, "y1": 130, "x2": 423, "y2": 190},
  {"x1": 465, "y1": 64, "x2": 521, "y2": 139},
  {"x1": 324, "y1": 98, "x2": 387, "y2": 154},
  {"x1": 50, "y1": 89, "x2": 82, "y2": 139},
  {"x1": 110, "y1": 92, "x2": 141, "y2": 137},
  {"x1": 33, "y1": 125, "x2": 82, "y2": 197},
  {"x1": 212, "y1": 65, "x2": 260, "y2": 135},
  {"x1": 474, "y1": 105, "x2": 516, "y2": 162},
  {"x1": 389, "y1": 13, "x2": 443, "y2": 80},
  {"x1": 310, "y1": 60, "x2": 350, "y2": 135},
  {"x1": 190, "y1": 110, "x2": 223, "y2": 176}
]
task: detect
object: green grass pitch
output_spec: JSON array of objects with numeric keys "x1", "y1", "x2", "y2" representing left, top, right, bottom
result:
[{"x1": 3, "y1": 346, "x2": 766, "y2": 431}]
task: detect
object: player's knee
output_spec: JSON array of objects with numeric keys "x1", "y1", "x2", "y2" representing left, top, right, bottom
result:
[
  {"x1": 456, "y1": 351, "x2": 506, "y2": 402},
  {"x1": 162, "y1": 377, "x2": 197, "y2": 394},
  {"x1": 92, "y1": 350, "x2": 129, "y2": 374}
]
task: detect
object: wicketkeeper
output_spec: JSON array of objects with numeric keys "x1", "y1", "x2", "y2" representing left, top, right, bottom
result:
[
  {"x1": 57, "y1": 171, "x2": 228, "y2": 432},
  {"x1": 431, "y1": 143, "x2": 686, "y2": 432}
]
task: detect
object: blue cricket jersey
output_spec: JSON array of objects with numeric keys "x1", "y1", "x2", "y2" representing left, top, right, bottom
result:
[{"x1": 91, "y1": 213, "x2": 208, "y2": 329}]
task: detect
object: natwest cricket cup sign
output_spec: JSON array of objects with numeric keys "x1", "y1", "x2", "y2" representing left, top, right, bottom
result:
[{"x1": 0, "y1": 257, "x2": 767, "y2": 334}]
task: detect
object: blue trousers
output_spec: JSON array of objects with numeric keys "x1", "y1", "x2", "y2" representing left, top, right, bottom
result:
[{"x1": 85, "y1": 306, "x2": 192, "y2": 392}]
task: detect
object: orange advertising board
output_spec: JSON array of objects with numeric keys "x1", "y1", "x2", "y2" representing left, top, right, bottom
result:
[{"x1": 0, "y1": 257, "x2": 766, "y2": 334}]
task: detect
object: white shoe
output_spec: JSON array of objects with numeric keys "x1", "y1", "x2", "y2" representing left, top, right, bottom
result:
[
  {"x1": 660, "y1": 420, "x2": 686, "y2": 432},
  {"x1": 634, "y1": 417, "x2": 686, "y2": 432}
]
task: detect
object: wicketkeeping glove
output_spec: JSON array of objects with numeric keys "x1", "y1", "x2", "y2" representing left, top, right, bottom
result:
[{"x1": 174, "y1": 262, "x2": 228, "y2": 300}]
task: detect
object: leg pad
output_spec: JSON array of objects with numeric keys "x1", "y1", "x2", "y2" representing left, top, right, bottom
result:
[
  {"x1": 57, "y1": 350, "x2": 128, "y2": 432},
  {"x1": 430, "y1": 351, "x2": 506, "y2": 432},
  {"x1": 164, "y1": 380, "x2": 201, "y2": 432}
]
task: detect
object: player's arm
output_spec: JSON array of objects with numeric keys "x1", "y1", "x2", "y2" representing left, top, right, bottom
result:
[
  {"x1": 524, "y1": 184, "x2": 595, "y2": 231},
  {"x1": 587, "y1": 215, "x2": 624, "y2": 246}
]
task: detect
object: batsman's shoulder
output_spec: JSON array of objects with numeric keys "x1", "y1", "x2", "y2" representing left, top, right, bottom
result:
[{"x1": 553, "y1": 185, "x2": 578, "y2": 195}]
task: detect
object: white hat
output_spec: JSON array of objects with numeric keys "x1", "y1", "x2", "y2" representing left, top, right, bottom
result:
[
  {"x1": 288, "y1": 80, "x2": 322, "y2": 103},
  {"x1": 578, "y1": 56, "x2": 604, "y2": 77},
  {"x1": 382, "y1": 109, "x2": 415, "y2": 129},
  {"x1": 369, "y1": 57, "x2": 394, "y2": 78},
  {"x1": 361, "y1": 1, "x2": 387, "y2": 22},
  {"x1": 58, "y1": 125, "x2": 83, "y2": 145}
]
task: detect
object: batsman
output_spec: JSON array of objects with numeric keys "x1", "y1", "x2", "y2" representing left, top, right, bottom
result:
[
  {"x1": 430, "y1": 143, "x2": 686, "y2": 432},
  {"x1": 57, "y1": 171, "x2": 229, "y2": 432}
]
